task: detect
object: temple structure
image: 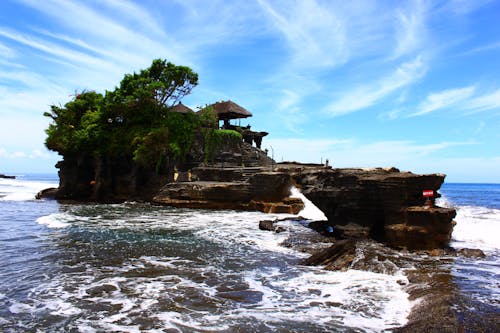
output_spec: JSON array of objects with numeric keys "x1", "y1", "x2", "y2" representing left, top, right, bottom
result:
[
  {"x1": 208, "y1": 100, "x2": 268, "y2": 149},
  {"x1": 170, "y1": 102, "x2": 194, "y2": 114}
]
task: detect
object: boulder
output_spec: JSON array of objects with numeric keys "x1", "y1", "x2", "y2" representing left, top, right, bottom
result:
[
  {"x1": 301, "y1": 239, "x2": 357, "y2": 271},
  {"x1": 384, "y1": 206, "x2": 457, "y2": 250},
  {"x1": 457, "y1": 248, "x2": 486, "y2": 258},
  {"x1": 36, "y1": 187, "x2": 59, "y2": 200},
  {"x1": 259, "y1": 220, "x2": 276, "y2": 231}
]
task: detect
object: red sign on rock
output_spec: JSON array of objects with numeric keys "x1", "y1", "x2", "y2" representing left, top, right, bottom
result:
[{"x1": 422, "y1": 190, "x2": 434, "y2": 197}]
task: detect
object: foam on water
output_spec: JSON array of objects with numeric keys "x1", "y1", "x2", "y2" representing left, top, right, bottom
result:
[
  {"x1": 0, "y1": 178, "x2": 57, "y2": 201},
  {"x1": 36, "y1": 212, "x2": 75, "y2": 228},
  {"x1": 246, "y1": 267, "x2": 411, "y2": 332},
  {"x1": 24, "y1": 254, "x2": 410, "y2": 332},
  {"x1": 0, "y1": 176, "x2": 414, "y2": 332},
  {"x1": 451, "y1": 205, "x2": 500, "y2": 252},
  {"x1": 291, "y1": 186, "x2": 328, "y2": 221}
]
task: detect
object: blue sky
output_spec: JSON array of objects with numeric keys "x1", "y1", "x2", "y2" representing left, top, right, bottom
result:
[{"x1": 0, "y1": 0, "x2": 499, "y2": 182}]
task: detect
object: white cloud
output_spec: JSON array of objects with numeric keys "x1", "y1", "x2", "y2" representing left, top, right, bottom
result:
[
  {"x1": 0, "y1": 28, "x2": 118, "y2": 72},
  {"x1": 463, "y1": 89, "x2": 500, "y2": 113},
  {"x1": 277, "y1": 89, "x2": 301, "y2": 110},
  {"x1": 0, "y1": 147, "x2": 58, "y2": 173},
  {"x1": 392, "y1": 0, "x2": 427, "y2": 59},
  {"x1": 445, "y1": 0, "x2": 494, "y2": 15},
  {"x1": 412, "y1": 86, "x2": 476, "y2": 116},
  {"x1": 97, "y1": 0, "x2": 166, "y2": 37},
  {"x1": 326, "y1": 56, "x2": 427, "y2": 116},
  {"x1": 257, "y1": 0, "x2": 348, "y2": 70}
]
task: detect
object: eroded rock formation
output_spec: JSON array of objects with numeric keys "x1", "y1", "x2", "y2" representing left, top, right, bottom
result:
[
  {"x1": 153, "y1": 168, "x2": 304, "y2": 214},
  {"x1": 278, "y1": 164, "x2": 456, "y2": 250}
]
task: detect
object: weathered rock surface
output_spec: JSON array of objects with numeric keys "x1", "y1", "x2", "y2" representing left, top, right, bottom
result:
[
  {"x1": 54, "y1": 154, "x2": 169, "y2": 202},
  {"x1": 385, "y1": 206, "x2": 456, "y2": 250},
  {"x1": 51, "y1": 140, "x2": 271, "y2": 203},
  {"x1": 153, "y1": 171, "x2": 304, "y2": 214},
  {"x1": 301, "y1": 239, "x2": 357, "y2": 271}
]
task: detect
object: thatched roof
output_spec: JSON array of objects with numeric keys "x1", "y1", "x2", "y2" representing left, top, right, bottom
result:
[
  {"x1": 210, "y1": 100, "x2": 252, "y2": 120},
  {"x1": 171, "y1": 102, "x2": 193, "y2": 114}
]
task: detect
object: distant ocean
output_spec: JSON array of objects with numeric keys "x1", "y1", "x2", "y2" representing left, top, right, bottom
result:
[{"x1": 0, "y1": 174, "x2": 498, "y2": 332}]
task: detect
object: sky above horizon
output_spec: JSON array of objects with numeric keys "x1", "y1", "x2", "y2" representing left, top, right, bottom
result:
[{"x1": 0, "y1": 0, "x2": 499, "y2": 182}]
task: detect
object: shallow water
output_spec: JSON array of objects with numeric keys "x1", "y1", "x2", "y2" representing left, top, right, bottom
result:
[
  {"x1": 0, "y1": 176, "x2": 498, "y2": 332},
  {"x1": 0, "y1": 175, "x2": 411, "y2": 332}
]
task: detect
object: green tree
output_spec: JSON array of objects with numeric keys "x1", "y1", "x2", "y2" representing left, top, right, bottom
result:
[
  {"x1": 44, "y1": 91, "x2": 104, "y2": 154},
  {"x1": 44, "y1": 59, "x2": 200, "y2": 164}
]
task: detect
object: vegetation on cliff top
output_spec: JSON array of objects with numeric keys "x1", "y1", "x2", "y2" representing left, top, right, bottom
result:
[{"x1": 44, "y1": 59, "x2": 240, "y2": 170}]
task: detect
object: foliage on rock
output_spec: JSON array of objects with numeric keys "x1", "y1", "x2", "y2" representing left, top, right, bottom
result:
[{"x1": 44, "y1": 59, "x2": 201, "y2": 171}]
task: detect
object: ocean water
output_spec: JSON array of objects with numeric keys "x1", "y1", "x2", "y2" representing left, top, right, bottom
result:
[
  {"x1": 0, "y1": 175, "x2": 498, "y2": 332},
  {"x1": 438, "y1": 183, "x2": 500, "y2": 315}
]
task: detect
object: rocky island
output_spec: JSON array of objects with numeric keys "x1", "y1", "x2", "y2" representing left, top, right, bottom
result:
[{"x1": 39, "y1": 58, "x2": 456, "y2": 252}]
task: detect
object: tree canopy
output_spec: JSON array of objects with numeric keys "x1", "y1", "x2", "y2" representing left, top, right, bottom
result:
[{"x1": 45, "y1": 59, "x2": 199, "y2": 163}]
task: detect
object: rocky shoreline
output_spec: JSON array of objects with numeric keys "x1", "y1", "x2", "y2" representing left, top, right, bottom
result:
[{"x1": 259, "y1": 217, "x2": 497, "y2": 332}]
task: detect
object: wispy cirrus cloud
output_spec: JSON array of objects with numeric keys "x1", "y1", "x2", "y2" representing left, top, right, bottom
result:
[
  {"x1": 463, "y1": 89, "x2": 500, "y2": 114},
  {"x1": 257, "y1": 0, "x2": 348, "y2": 70},
  {"x1": 257, "y1": 0, "x2": 433, "y2": 119},
  {"x1": 411, "y1": 86, "x2": 476, "y2": 116},
  {"x1": 0, "y1": 147, "x2": 51, "y2": 159},
  {"x1": 392, "y1": 0, "x2": 428, "y2": 59},
  {"x1": 0, "y1": 41, "x2": 15, "y2": 58},
  {"x1": 410, "y1": 86, "x2": 500, "y2": 116},
  {"x1": 326, "y1": 56, "x2": 427, "y2": 116}
]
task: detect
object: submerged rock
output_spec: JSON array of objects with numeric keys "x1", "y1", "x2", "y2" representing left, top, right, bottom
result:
[
  {"x1": 301, "y1": 239, "x2": 357, "y2": 271},
  {"x1": 457, "y1": 248, "x2": 486, "y2": 258},
  {"x1": 258, "y1": 220, "x2": 276, "y2": 231}
]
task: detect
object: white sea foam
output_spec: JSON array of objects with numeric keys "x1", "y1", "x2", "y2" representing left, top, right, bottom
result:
[
  {"x1": 291, "y1": 186, "x2": 328, "y2": 220},
  {"x1": 36, "y1": 212, "x2": 73, "y2": 228},
  {"x1": 0, "y1": 178, "x2": 58, "y2": 201},
  {"x1": 451, "y1": 205, "x2": 500, "y2": 252},
  {"x1": 46, "y1": 299, "x2": 82, "y2": 316},
  {"x1": 240, "y1": 267, "x2": 411, "y2": 332},
  {"x1": 8, "y1": 301, "x2": 35, "y2": 314}
]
